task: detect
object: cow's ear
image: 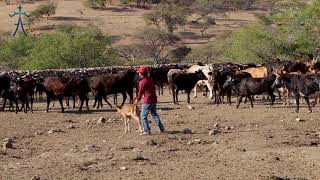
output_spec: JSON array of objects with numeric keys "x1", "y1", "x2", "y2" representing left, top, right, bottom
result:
[{"x1": 208, "y1": 72, "x2": 213, "y2": 76}]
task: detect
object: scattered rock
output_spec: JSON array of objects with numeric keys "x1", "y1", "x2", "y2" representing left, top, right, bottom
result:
[
  {"x1": 97, "y1": 117, "x2": 106, "y2": 124},
  {"x1": 295, "y1": 118, "x2": 302, "y2": 122},
  {"x1": 66, "y1": 124, "x2": 76, "y2": 129},
  {"x1": 132, "y1": 148, "x2": 143, "y2": 153},
  {"x1": 132, "y1": 154, "x2": 149, "y2": 161},
  {"x1": 187, "y1": 105, "x2": 194, "y2": 110},
  {"x1": 108, "y1": 118, "x2": 117, "y2": 123},
  {"x1": 47, "y1": 128, "x2": 63, "y2": 134},
  {"x1": 187, "y1": 139, "x2": 202, "y2": 145},
  {"x1": 120, "y1": 166, "x2": 127, "y2": 171},
  {"x1": 208, "y1": 129, "x2": 220, "y2": 136},
  {"x1": 30, "y1": 175, "x2": 40, "y2": 180},
  {"x1": 213, "y1": 123, "x2": 219, "y2": 128},
  {"x1": 274, "y1": 156, "x2": 280, "y2": 161},
  {"x1": 225, "y1": 126, "x2": 231, "y2": 130},
  {"x1": 146, "y1": 140, "x2": 158, "y2": 146},
  {"x1": 237, "y1": 147, "x2": 246, "y2": 152},
  {"x1": 3, "y1": 138, "x2": 15, "y2": 150},
  {"x1": 176, "y1": 114, "x2": 182, "y2": 118},
  {"x1": 34, "y1": 131, "x2": 43, "y2": 136},
  {"x1": 182, "y1": 128, "x2": 193, "y2": 134},
  {"x1": 83, "y1": 145, "x2": 100, "y2": 152}
]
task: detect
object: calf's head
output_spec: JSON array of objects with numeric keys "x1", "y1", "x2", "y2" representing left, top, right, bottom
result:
[
  {"x1": 222, "y1": 76, "x2": 234, "y2": 89},
  {"x1": 271, "y1": 74, "x2": 283, "y2": 89}
]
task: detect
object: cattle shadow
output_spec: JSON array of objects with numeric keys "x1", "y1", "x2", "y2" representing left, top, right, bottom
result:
[
  {"x1": 50, "y1": 16, "x2": 91, "y2": 21},
  {"x1": 158, "y1": 107, "x2": 175, "y2": 111},
  {"x1": 91, "y1": 6, "x2": 137, "y2": 12}
]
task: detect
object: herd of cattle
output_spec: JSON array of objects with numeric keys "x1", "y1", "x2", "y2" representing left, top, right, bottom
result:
[{"x1": 1, "y1": 57, "x2": 320, "y2": 114}]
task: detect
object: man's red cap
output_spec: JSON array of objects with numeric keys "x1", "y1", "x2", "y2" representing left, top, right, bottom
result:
[{"x1": 137, "y1": 66, "x2": 148, "y2": 74}]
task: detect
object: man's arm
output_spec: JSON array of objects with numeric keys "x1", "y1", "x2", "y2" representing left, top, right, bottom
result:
[{"x1": 135, "y1": 80, "x2": 146, "y2": 103}]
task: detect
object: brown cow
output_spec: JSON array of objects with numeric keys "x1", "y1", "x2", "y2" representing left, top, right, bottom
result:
[
  {"x1": 241, "y1": 66, "x2": 268, "y2": 78},
  {"x1": 37, "y1": 76, "x2": 89, "y2": 112},
  {"x1": 89, "y1": 70, "x2": 136, "y2": 109}
]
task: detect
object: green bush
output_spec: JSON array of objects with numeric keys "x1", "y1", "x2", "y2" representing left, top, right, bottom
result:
[
  {"x1": 225, "y1": 0, "x2": 320, "y2": 64},
  {"x1": 84, "y1": 0, "x2": 107, "y2": 8},
  {"x1": 33, "y1": 2, "x2": 57, "y2": 19},
  {"x1": 0, "y1": 35, "x2": 35, "y2": 69},
  {"x1": 0, "y1": 26, "x2": 119, "y2": 70}
]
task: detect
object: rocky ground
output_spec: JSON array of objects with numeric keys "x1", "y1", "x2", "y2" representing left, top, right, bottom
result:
[{"x1": 0, "y1": 93, "x2": 319, "y2": 180}]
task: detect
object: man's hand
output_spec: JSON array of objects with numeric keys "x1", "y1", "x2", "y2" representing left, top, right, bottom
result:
[{"x1": 134, "y1": 98, "x2": 139, "y2": 105}]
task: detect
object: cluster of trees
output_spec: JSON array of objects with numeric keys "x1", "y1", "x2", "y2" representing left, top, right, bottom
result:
[
  {"x1": 26, "y1": 3, "x2": 57, "y2": 31},
  {"x1": 0, "y1": 26, "x2": 118, "y2": 70},
  {"x1": 225, "y1": 0, "x2": 320, "y2": 64}
]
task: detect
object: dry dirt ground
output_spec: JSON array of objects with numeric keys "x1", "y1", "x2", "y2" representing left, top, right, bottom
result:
[{"x1": 0, "y1": 92, "x2": 320, "y2": 180}]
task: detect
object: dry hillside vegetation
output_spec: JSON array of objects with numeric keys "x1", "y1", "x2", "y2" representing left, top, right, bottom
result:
[{"x1": 0, "y1": 0, "x2": 259, "y2": 46}]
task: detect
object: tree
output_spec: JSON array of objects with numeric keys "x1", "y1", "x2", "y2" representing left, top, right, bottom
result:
[
  {"x1": 84, "y1": 0, "x2": 107, "y2": 8},
  {"x1": 36, "y1": 2, "x2": 57, "y2": 20},
  {"x1": 137, "y1": 28, "x2": 180, "y2": 64},
  {"x1": 144, "y1": 2, "x2": 190, "y2": 32}
]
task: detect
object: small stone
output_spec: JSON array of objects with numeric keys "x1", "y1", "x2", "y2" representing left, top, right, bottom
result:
[
  {"x1": 47, "y1": 128, "x2": 63, "y2": 134},
  {"x1": 34, "y1": 132, "x2": 43, "y2": 136},
  {"x1": 255, "y1": 125, "x2": 259, "y2": 128},
  {"x1": 230, "y1": 126, "x2": 234, "y2": 130},
  {"x1": 120, "y1": 166, "x2": 127, "y2": 171},
  {"x1": 132, "y1": 148, "x2": 143, "y2": 153},
  {"x1": 274, "y1": 156, "x2": 280, "y2": 161},
  {"x1": 208, "y1": 129, "x2": 220, "y2": 136},
  {"x1": 97, "y1": 117, "x2": 106, "y2": 124},
  {"x1": 187, "y1": 105, "x2": 194, "y2": 110},
  {"x1": 295, "y1": 118, "x2": 302, "y2": 122},
  {"x1": 225, "y1": 126, "x2": 231, "y2": 130},
  {"x1": 30, "y1": 175, "x2": 40, "y2": 180},
  {"x1": 83, "y1": 145, "x2": 100, "y2": 152},
  {"x1": 182, "y1": 128, "x2": 193, "y2": 134},
  {"x1": 146, "y1": 140, "x2": 157, "y2": 146},
  {"x1": 108, "y1": 118, "x2": 117, "y2": 123},
  {"x1": 66, "y1": 124, "x2": 76, "y2": 129},
  {"x1": 213, "y1": 123, "x2": 219, "y2": 128},
  {"x1": 187, "y1": 139, "x2": 202, "y2": 145}
]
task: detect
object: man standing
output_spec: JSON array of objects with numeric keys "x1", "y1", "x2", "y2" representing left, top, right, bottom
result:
[{"x1": 134, "y1": 66, "x2": 165, "y2": 135}]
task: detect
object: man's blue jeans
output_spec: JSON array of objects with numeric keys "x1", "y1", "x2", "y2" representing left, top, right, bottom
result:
[{"x1": 140, "y1": 103, "x2": 164, "y2": 133}]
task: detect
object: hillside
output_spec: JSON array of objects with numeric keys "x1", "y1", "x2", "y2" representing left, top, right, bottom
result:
[{"x1": 0, "y1": 0, "x2": 261, "y2": 47}]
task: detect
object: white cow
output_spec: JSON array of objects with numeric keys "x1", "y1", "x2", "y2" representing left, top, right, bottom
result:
[{"x1": 187, "y1": 65, "x2": 214, "y2": 99}]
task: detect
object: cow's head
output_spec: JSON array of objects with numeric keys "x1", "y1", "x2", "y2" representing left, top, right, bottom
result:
[
  {"x1": 222, "y1": 76, "x2": 234, "y2": 89},
  {"x1": 314, "y1": 76, "x2": 320, "y2": 89},
  {"x1": 271, "y1": 73, "x2": 283, "y2": 89},
  {"x1": 195, "y1": 70, "x2": 207, "y2": 80}
]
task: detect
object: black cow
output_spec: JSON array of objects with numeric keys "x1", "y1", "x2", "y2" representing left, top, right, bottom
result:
[
  {"x1": 223, "y1": 75, "x2": 276, "y2": 108},
  {"x1": 271, "y1": 73, "x2": 320, "y2": 113},
  {"x1": 170, "y1": 70, "x2": 208, "y2": 104}
]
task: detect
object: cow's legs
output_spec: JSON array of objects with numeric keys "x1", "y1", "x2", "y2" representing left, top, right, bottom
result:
[
  {"x1": 103, "y1": 96, "x2": 112, "y2": 108},
  {"x1": 187, "y1": 91, "x2": 191, "y2": 103},
  {"x1": 203, "y1": 80, "x2": 213, "y2": 99},
  {"x1": 295, "y1": 93, "x2": 300, "y2": 113},
  {"x1": 304, "y1": 96, "x2": 312, "y2": 113},
  {"x1": 73, "y1": 96, "x2": 76, "y2": 109},
  {"x1": 1, "y1": 98, "x2": 7, "y2": 111},
  {"x1": 128, "y1": 89, "x2": 134, "y2": 103},
  {"x1": 248, "y1": 95, "x2": 254, "y2": 108},
  {"x1": 193, "y1": 86, "x2": 198, "y2": 98},
  {"x1": 121, "y1": 92, "x2": 127, "y2": 106},
  {"x1": 58, "y1": 97, "x2": 65, "y2": 113},
  {"x1": 236, "y1": 96, "x2": 244, "y2": 109},
  {"x1": 172, "y1": 87, "x2": 176, "y2": 104},
  {"x1": 176, "y1": 89, "x2": 180, "y2": 104},
  {"x1": 46, "y1": 96, "x2": 51, "y2": 112}
]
